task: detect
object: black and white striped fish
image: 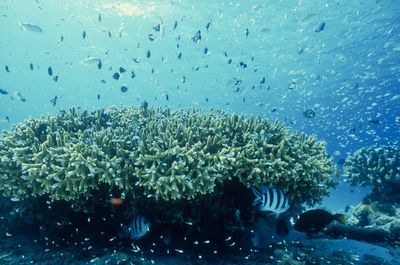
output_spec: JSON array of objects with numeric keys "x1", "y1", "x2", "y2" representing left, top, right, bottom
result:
[
  {"x1": 119, "y1": 215, "x2": 150, "y2": 241},
  {"x1": 252, "y1": 186, "x2": 290, "y2": 217}
]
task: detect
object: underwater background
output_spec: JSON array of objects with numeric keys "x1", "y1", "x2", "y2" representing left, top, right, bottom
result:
[{"x1": 1, "y1": 0, "x2": 400, "y2": 264}]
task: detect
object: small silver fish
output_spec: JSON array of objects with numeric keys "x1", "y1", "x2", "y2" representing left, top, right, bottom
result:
[
  {"x1": 82, "y1": 57, "x2": 100, "y2": 65},
  {"x1": 252, "y1": 186, "x2": 290, "y2": 218},
  {"x1": 19, "y1": 22, "x2": 43, "y2": 33}
]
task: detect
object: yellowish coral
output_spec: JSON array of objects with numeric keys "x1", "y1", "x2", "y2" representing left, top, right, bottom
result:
[{"x1": 0, "y1": 107, "x2": 335, "y2": 206}]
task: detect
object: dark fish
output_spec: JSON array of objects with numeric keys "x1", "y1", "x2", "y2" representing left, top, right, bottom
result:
[
  {"x1": 204, "y1": 47, "x2": 208, "y2": 55},
  {"x1": 141, "y1": 100, "x2": 148, "y2": 110},
  {"x1": 224, "y1": 52, "x2": 228, "y2": 57},
  {"x1": 165, "y1": 93, "x2": 169, "y2": 101},
  {"x1": 82, "y1": 30, "x2": 86, "y2": 39},
  {"x1": 369, "y1": 118, "x2": 381, "y2": 124},
  {"x1": 29, "y1": 63, "x2": 34, "y2": 71},
  {"x1": 50, "y1": 96, "x2": 58, "y2": 106},
  {"x1": 0, "y1": 88, "x2": 8, "y2": 95},
  {"x1": 303, "y1": 109, "x2": 316, "y2": 118},
  {"x1": 205, "y1": 97, "x2": 209, "y2": 102},
  {"x1": 146, "y1": 50, "x2": 151, "y2": 58},
  {"x1": 337, "y1": 158, "x2": 346, "y2": 165},
  {"x1": 315, "y1": 22, "x2": 326, "y2": 33},
  {"x1": 48, "y1": 66, "x2": 53, "y2": 76},
  {"x1": 252, "y1": 186, "x2": 290, "y2": 218},
  {"x1": 148, "y1": 34, "x2": 155, "y2": 41},
  {"x1": 101, "y1": 79, "x2": 106, "y2": 84},
  {"x1": 118, "y1": 215, "x2": 150, "y2": 241},
  {"x1": 119, "y1": 67, "x2": 126, "y2": 73},
  {"x1": 206, "y1": 21, "x2": 211, "y2": 31},
  {"x1": 288, "y1": 80, "x2": 297, "y2": 89},
  {"x1": 239, "y1": 62, "x2": 247, "y2": 68},
  {"x1": 112, "y1": 72, "x2": 120, "y2": 80},
  {"x1": 5, "y1": 116, "x2": 10, "y2": 122},
  {"x1": 60, "y1": 35, "x2": 64, "y2": 42},
  {"x1": 5, "y1": 65, "x2": 10, "y2": 72},
  {"x1": 173, "y1": 20, "x2": 178, "y2": 30},
  {"x1": 131, "y1": 71, "x2": 136, "y2": 78},
  {"x1": 153, "y1": 24, "x2": 160, "y2": 32},
  {"x1": 97, "y1": 60, "x2": 102, "y2": 70},
  {"x1": 294, "y1": 209, "x2": 346, "y2": 234},
  {"x1": 191, "y1": 30, "x2": 201, "y2": 43},
  {"x1": 177, "y1": 52, "x2": 182, "y2": 59},
  {"x1": 243, "y1": 97, "x2": 246, "y2": 102},
  {"x1": 108, "y1": 30, "x2": 112, "y2": 38},
  {"x1": 227, "y1": 59, "x2": 232, "y2": 64},
  {"x1": 53, "y1": 75, "x2": 59, "y2": 82},
  {"x1": 98, "y1": 14, "x2": 102, "y2": 22},
  {"x1": 97, "y1": 94, "x2": 100, "y2": 100},
  {"x1": 120, "y1": 85, "x2": 128, "y2": 93},
  {"x1": 245, "y1": 28, "x2": 249, "y2": 39}
]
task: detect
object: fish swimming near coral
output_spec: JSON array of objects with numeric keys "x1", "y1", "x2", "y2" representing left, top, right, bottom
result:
[
  {"x1": 252, "y1": 186, "x2": 290, "y2": 218},
  {"x1": 119, "y1": 215, "x2": 150, "y2": 241},
  {"x1": 294, "y1": 209, "x2": 346, "y2": 234}
]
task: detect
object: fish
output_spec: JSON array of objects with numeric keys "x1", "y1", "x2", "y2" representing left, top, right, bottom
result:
[
  {"x1": 11, "y1": 92, "x2": 26, "y2": 102},
  {"x1": 120, "y1": 85, "x2": 128, "y2": 93},
  {"x1": 251, "y1": 186, "x2": 290, "y2": 218},
  {"x1": 315, "y1": 22, "x2": 326, "y2": 33},
  {"x1": 303, "y1": 109, "x2": 316, "y2": 118},
  {"x1": 29, "y1": 63, "x2": 34, "y2": 71},
  {"x1": 98, "y1": 14, "x2": 102, "y2": 22},
  {"x1": 5, "y1": 65, "x2": 10, "y2": 72},
  {"x1": 112, "y1": 72, "x2": 120, "y2": 80},
  {"x1": 173, "y1": 20, "x2": 178, "y2": 30},
  {"x1": 301, "y1": 13, "x2": 318, "y2": 23},
  {"x1": 0, "y1": 88, "x2": 8, "y2": 95},
  {"x1": 50, "y1": 96, "x2": 58, "y2": 106},
  {"x1": 119, "y1": 215, "x2": 150, "y2": 241},
  {"x1": 19, "y1": 22, "x2": 43, "y2": 33},
  {"x1": 146, "y1": 50, "x2": 151, "y2": 58},
  {"x1": 82, "y1": 57, "x2": 100, "y2": 65},
  {"x1": 53, "y1": 75, "x2": 59, "y2": 82},
  {"x1": 110, "y1": 197, "x2": 124, "y2": 205},
  {"x1": 131, "y1": 71, "x2": 136, "y2": 78},
  {"x1": 119, "y1": 67, "x2": 126, "y2": 73},
  {"x1": 97, "y1": 94, "x2": 100, "y2": 100},
  {"x1": 141, "y1": 100, "x2": 148, "y2": 110},
  {"x1": 48, "y1": 66, "x2": 53, "y2": 76},
  {"x1": 191, "y1": 30, "x2": 201, "y2": 43},
  {"x1": 82, "y1": 30, "x2": 86, "y2": 39},
  {"x1": 97, "y1": 60, "x2": 102, "y2": 70},
  {"x1": 293, "y1": 209, "x2": 346, "y2": 234}
]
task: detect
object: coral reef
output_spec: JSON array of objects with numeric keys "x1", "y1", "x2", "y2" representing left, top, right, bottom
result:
[
  {"x1": 344, "y1": 146, "x2": 400, "y2": 203},
  {"x1": 0, "y1": 107, "x2": 335, "y2": 218},
  {"x1": 346, "y1": 202, "x2": 400, "y2": 245}
]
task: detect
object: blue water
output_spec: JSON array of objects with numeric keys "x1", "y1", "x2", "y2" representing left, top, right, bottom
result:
[{"x1": 0, "y1": 0, "x2": 399, "y2": 263}]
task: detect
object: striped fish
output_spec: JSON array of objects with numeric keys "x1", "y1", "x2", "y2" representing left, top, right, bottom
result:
[
  {"x1": 252, "y1": 186, "x2": 290, "y2": 218},
  {"x1": 119, "y1": 215, "x2": 150, "y2": 241}
]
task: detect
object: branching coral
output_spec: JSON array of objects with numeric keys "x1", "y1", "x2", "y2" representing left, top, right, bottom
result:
[
  {"x1": 344, "y1": 146, "x2": 400, "y2": 202},
  {"x1": 0, "y1": 107, "x2": 335, "y2": 207}
]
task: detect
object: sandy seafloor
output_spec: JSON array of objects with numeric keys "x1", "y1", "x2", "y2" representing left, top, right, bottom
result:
[{"x1": 1, "y1": 198, "x2": 399, "y2": 265}]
